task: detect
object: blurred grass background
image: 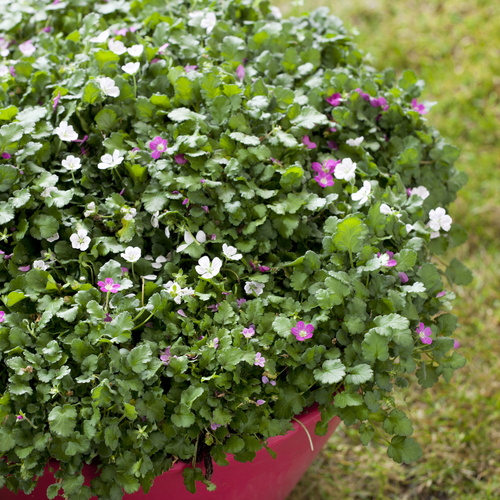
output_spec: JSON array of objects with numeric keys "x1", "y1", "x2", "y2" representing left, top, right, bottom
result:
[{"x1": 272, "y1": 0, "x2": 500, "y2": 498}]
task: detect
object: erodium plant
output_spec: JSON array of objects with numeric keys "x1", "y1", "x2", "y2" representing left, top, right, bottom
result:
[{"x1": 0, "y1": 0, "x2": 472, "y2": 498}]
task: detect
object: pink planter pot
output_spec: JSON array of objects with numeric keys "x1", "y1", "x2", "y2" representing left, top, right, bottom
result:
[{"x1": 1, "y1": 404, "x2": 340, "y2": 500}]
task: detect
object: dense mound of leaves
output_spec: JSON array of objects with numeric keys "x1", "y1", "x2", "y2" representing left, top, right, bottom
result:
[{"x1": 0, "y1": 0, "x2": 470, "y2": 497}]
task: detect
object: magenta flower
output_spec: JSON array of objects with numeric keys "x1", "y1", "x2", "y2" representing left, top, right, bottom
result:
[
  {"x1": 98, "y1": 278, "x2": 121, "y2": 293},
  {"x1": 303, "y1": 135, "x2": 316, "y2": 149},
  {"x1": 236, "y1": 64, "x2": 245, "y2": 81},
  {"x1": 399, "y1": 272, "x2": 409, "y2": 284},
  {"x1": 416, "y1": 323, "x2": 432, "y2": 345},
  {"x1": 242, "y1": 326, "x2": 255, "y2": 338},
  {"x1": 158, "y1": 42, "x2": 170, "y2": 53},
  {"x1": 259, "y1": 265, "x2": 270, "y2": 272},
  {"x1": 237, "y1": 298, "x2": 247, "y2": 308},
  {"x1": 291, "y1": 321, "x2": 314, "y2": 341},
  {"x1": 42, "y1": 26, "x2": 53, "y2": 33},
  {"x1": 0, "y1": 311, "x2": 5, "y2": 323},
  {"x1": 255, "y1": 399, "x2": 265, "y2": 406},
  {"x1": 175, "y1": 154, "x2": 188, "y2": 165},
  {"x1": 160, "y1": 346, "x2": 172, "y2": 365},
  {"x1": 103, "y1": 313, "x2": 112, "y2": 323},
  {"x1": 182, "y1": 198, "x2": 189, "y2": 205},
  {"x1": 1, "y1": 153, "x2": 11, "y2": 159},
  {"x1": 326, "y1": 93, "x2": 342, "y2": 106},
  {"x1": 208, "y1": 303, "x2": 219, "y2": 312},
  {"x1": 453, "y1": 340, "x2": 461, "y2": 349},
  {"x1": 184, "y1": 64, "x2": 197, "y2": 73},
  {"x1": 314, "y1": 171, "x2": 334, "y2": 188},
  {"x1": 177, "y1": 309, "x2": 187, "y2": 317},
  {"x1": 202, "y1": 205, "x2": 209, "y2": 213},
  {"x1": 121, "y1": 267, "x2": 129, "y2": 276},
  {"x1": 254, "y1": 352, "x2": 265, "y2": 367},
  {"x1": 327, "y1": 140, "x2": 338, "y2": 151},
  {"x1": 355, "y1": 88, "x2": 371, "y2": 102},
  {"x1": 370, "y1": 96, "x2": 388, "y2": 108},
  {"x1": 312, "y1": 159, "x2": 339, "y2": 175},
  {"x1": 213, "y1": 338, "x2": 219, "y2": 349},
  {"x1": 19, "y1": 265, "x2": 31, "y2": 272},
  {"x1": 211, "y1": 422, "x2": 221, "y2": 431},
  {"x1": 386, "y1": 251, "x2": 397, "y2": 267},
  {"x1": 262, "y1": 376, "x2": 276, "y2": 386},
  {"x1": 412, "y1": 99, "x2": 428, "y2": 115},
  {"x1": 436, "y1": 291, "x2": 447, "y2": 298},
  {"x1": 53, "y1": 91, "x2": 61, "y2": 112},
  {"x1": 16, "y1": 415, "x2": 24, "y2": 421},
  {"x1": 149, "y1": 136, "x2": 168, "y2": 159}
]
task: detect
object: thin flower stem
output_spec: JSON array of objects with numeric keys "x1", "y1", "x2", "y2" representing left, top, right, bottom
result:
[
  {"x1": 291, "y1": 417, "x2": 314, "y2": 452},
  {"x1": 192, "y1": 432, "x2": 200, "y2": 469},
  {"x1": 222, "y1": 267, "x2": 240, "y2": 283},
  {"x1": 71, "y1": 171, "x2": 77, "y2": 187},
  {"x1": 55, "y1": 138, "x2": 62, "y2": 157},
  {"x1": 104, "y1": 291, "x2": 110, "y2": 313},
  {"x1": 131, "y1": 262, "x2": 136, "y2": 281},
  {"x1": 132, "y1": 311, "x2": 155, "y2": 331}
]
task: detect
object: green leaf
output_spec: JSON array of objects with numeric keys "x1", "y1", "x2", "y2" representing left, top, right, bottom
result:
[
  {"x1": 334, "y1": 391, "x2": 364, "y2": 408},
  {"x1": 29, "y1": 214, "x2": 59, "y2": 240},
  {"x1": 387, "y1": 436, "x2": 422, "y2": 464},
  {"x1": 346, "y1": 364, "x2": 374, "y2": 384},
  {"x1": 6, "y1": 291, "x2": 26, "y2": 307},
  {"x1": 82, "y1": 81, "x2": 101, "y2": 104},
  {"x1": 383, "y1": 409, "x2": 413, "y2": 436},
  {"x1": 127, "y1": 344, "x2": 152, "y2": 373},
  {"x1": 0, "y1": 164, "x2": 18, "y2": 192},
  {"x1": 290, "y1": 106, "x2": 328, "y2": 129},
  {"x1": 362, "y1": 332, "x2": 389, "y2": 362},
  {"x1": 0, "y1": 106, "x2": 18, "y2": 121},
  {"x1": 123, "y1": 403, "x2": 138, "y2": 420},
  {"x1": 333, "y1": 217, "x2": 369, "y2": 255},
  {"x1": 48, "y1": 405, "x2": 77, "y2": 437},
  {"x1": 445, "y1": 258, "x2": 473, "y2": 285},
  {"x1": 371, "y1": 314, "x2": 410, "y2": 336},
  {"x1": 95, "y1": 108, "x2": 117, "y2": 133},
  {"x1": 313, "y1": 359, "x2": 346, "y2": 384},
  {"x1": 395, "y1": 249, "x2": 417, "y2": 272},
  {"x1": 229, "y1": 132, "x2": 260, "y2": 146},
  {"x1": 168, "y1": 107, "x2": 206, "y2": 123}
]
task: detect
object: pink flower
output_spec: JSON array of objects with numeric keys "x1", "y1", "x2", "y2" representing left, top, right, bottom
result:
[
  {"x1": 175, "y1": 154, "x2": 188, "y2": 165},
  {"x1": 255, "y1": 399, "x2": 265, "y2": 406},
  {"x1": 103, "y1": 313, "x2": 112, "y2": 323},
  {"x1": 262, "y1": 375, "x2": 276, "y2": 386},
  {"x1": 399, "y1": 272, "x2": 409, "y2": 284},
  {"x1": 19, "y1": 265, "x2": 31, "y2": 272},
  {"x1": 254, "y1": 352, "x2": 265, "y2": 367},
  {"x1": 386, "y1": 251, "x2": 397, "y2": 267},
  {"x1": 160, "y1": 346, "x2": 172, "y2": 365},
  {"x1": 355, "y1": 88, "x2": 371, "y2": 102},
  {"x1": 416, "y1": 323, "x2": 432, "y2": 345},
  {"x1": 0, "y1": 311, "x2": 5, "y2": 323},
  {"x1": 312, "y1": 159, "x2": 339, "y2": 175},
  {"x1": 303, "y1": 135, "x2": 316, "y2": 149},
  {"x1": 291, "y1": 321, "x2": 314, "y2": 341},
  {"x1": 259, "y1": 265, "x2": 270, "y2": 272},
  {"x1": 314, "y1": 171, "x2": 334, "y2": 188},
  {"x1": 370, "y1": 96, "x2": 387, "y2": 108},
  {"x1": 237, "y1": 298, "x2": 247, "y2": 308},
  {"x1": 42, "y1": 26, "x2": 52, "y2": 33},
  {"x1": 121, "y1": 267, "x2": 129, "y2": 276},
  {"x1": 149, "y1": 136, "x2": 168, "y2": 159},
  {"x1": 16, "y1": 415, "x2": 24, "y2": 421},
  {"x1": 177, "y1": 309, "x2": 187, "y2": 317},
  {"x1": 182, "y1": 198, "x2": 189, "y2": 206},
  {"x1": 436, "y1": 291, "x2": 446, "y2": 298},
  {"x1": 113, "y1": 28, "x2": 129, "y2": 36},
  {"x1": 1, "y1": 153, "x2": 11, "y2": 159},
  {"x1": 242, "y1": 326, "x2": 255, "y2": 338},
  {"x1": 202, "y1": 205, "x2": 209, "y2": 213},
  {"x1": 326, "y1": 93, "x2": 342, "y2": 106},
  {"x1": 236, "y1": 64, "x2": 245, "y2": 81},
  {"x1": 98, "y1": 278, "x2": 121, "y2": 293},
  {"x1": 453, "y1": 340, "x2": 461, "y2": 349},
  {"x1": 412, "y1": 99, "x2": 428, "y2": 115},
  {"x1": 213, "y1": 338, "x2": 219, "y2": 349},
  {"x1": 184, "y1": 64, "x2": 197, "y2": 73},
  {"x1": 327, "y1": 140, "x2": 338, "y2": 151},
  {"x1": 158, "y1": 42, "x2": 170, "y2": 53},
  {"x1": 53, "y1": 91, "x2": 61, "y2": 112},
  {"x1": 208, "y1": 303, "x2": 219, "y2": 312},
  {"x1": 211, "y1": 422, "x2": 221, "y2": 431}
]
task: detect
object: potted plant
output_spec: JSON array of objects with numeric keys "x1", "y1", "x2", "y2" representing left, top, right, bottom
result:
[{"x1": 0, "y1": 0, "x2": 471, "y2": 498}]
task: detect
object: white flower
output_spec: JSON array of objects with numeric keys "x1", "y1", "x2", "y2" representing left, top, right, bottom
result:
[
  {"x1": 108, "y1": 39, "x2": 127, "y2": 55},
  {"x1": 177, "y1": 230, "x2": 206, "y2": 252},
  {"x1": 402, "y1": 282, "x2": 426, "y2": 293},
  {"x1": 163, "y1": 281, "x2": 193, "y2": 304},
  {"x1": 405, "y1": 223, "x2": 415, "y2": 233},
  {"x1": 121, "y1": 246, "x2": 141, "y2": 263},
  {"x1": 0, "y1": 65, "x2": 9, "y2": 77},
  {"x1": 61, "y1": 155, "x2": 81, "y2": 172},
  {"x1": 188, "y1": 11, "x2": 205, "y2": 27},
  {"x1": 351, "y1": 180, "x2": 372, "y2": 205},
  {"x1": 195, "y1": 255, "x2": 222, "y2": 279},
  {"x1": 122, "y1": 207, "x2": 137, "y2": 221},
  {"x1": 127, "y1": 44, "x2": 144, "y2": 57},
  {"x1": 46, "y1": 233, "x2": 59, "y2": 242},
  {"x1": 380, "y1": 203, "x2": 402, "y2": 218},
  {"x1": 84, "y1": 202, "x2": 96, "y2": 218},
  {"x1": 200, "y1": 12, "x2": 217, "y2": 34},
  {"x1": 151, "y1": 256, "x2": 167, "y2": 270},
  {"x1": 96, "y1": 77, "x2": 120, "y2": 98},
  {"x1": 346, "y1": 136, "x2": 364, "y2": 147},
  {"x1": 90, "y1": 29, "x2": 110, "y2": 43},
  {"x1": 270, "y1": 6, "x2": 282, "y2": 18},
  {"x1": 142, "y1": 275, "x2": 157, "y2": 280},
  {"x1": 222, "y1": 243, "x2": 242, "y2": 261},
  {"x1": 165, "y1": 227, "x2": 170, "y2": 238},
  {"x1": 122, "y1": 62, "x2": 140, "y2": 75},
  {"x1": 244, "y1": 281, "x2": 265, "y2": 297},
  {"x1": 33, "y1": 260, "x2": 49, "y2": 271},
  {"x1": 70, "y1": 229, "x2": 91, "y2": 251},
  {"x1": 0, "y1": 39, "x2": 9, "y2": 57},
  {"x1": 410, "y1": 186, "x2": 430, "y2": 200},
  {"x1": 19, "y1": 40, "x2": 36, "y2": 57},
  {"x1": 151, "y1": 212, "x2": 159, "y2": 228},
  {"x1": 98, "y1": 149, "x2": 124, "y2": 169},
  {"x1": 430, "y1": 231, "x2": 440, "y2": 239},
  {"x1": 54, "y1": 121, "x2": 78, "y2": 142},
  {"x1": 428, "y1": 207, "x2": 452, "y2": 232},
  {"x1": 334, "y1": 158, "x2": 356, "y2": 182},
  {"x1": 41, "y1": 186, "x2": 58, "y2": 198}
]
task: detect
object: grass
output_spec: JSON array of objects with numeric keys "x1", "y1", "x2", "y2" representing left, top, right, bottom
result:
[{"x1": 272, "y1": 0, "x2": 500, "y2": 498}]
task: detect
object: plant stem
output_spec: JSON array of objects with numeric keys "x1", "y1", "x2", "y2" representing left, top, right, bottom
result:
[
  {"x1": 104, "y1": 291, "x2": 111, "y2": 312},
  {"x1": 291, "y1": 417, "x2": 314, "y2": 451}
]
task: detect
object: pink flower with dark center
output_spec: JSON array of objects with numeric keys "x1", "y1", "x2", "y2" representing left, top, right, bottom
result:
[
  {"x1": 175, "y1": 154, "x2": 188, "y2": 165},
  {"x1": 416, "y1": 323, "x2": 432, "y2": 345},
  {"x1": 412, "y1": 99, "x2": 428, "y2": 115},
  {"x1": 326, "y1": 93, "x2": 342, "y2": 106},
  {"x1": 254, "y1": 352, "x2": 265, "y2": 367},
  {"x1": 399, "y1": 272, "x2": 409, "y2": 284},
  {"x1": 314, "y1": 171, "x2": 334, "y2": 188},
  {"x1": 236, "y1": 64, "x2": 245, "y2": 81},
  {"x1": 149, "y1": 136, "x2": 168, "y2": 159},
  {"x1": 302, "y1": 135, "x2": 316, "y2": 149},
  {"x1": 291, "y1": 321, "x2": 314, "y2": 341},
  {"x1": 327, "y1": 140, "x2": 338, "y2": 151},
  {"x1": 98, "y1": 278, "x2": 121, "y2": 293}
]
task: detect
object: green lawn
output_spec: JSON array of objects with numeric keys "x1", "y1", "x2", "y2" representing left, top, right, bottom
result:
[{"x1": 273, "y1": 0, "x2": 500, "y2": 498}]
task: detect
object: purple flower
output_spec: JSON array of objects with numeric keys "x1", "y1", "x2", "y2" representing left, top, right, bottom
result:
[
  {"x1": 211, "y1": 234, "x2": 216, "y2": 241},
  {"x1": 416, "y1": 323, "x2": 432, "y2": 345},
  {"x1": 370, "y1": 96, "x2": 388, "y2": 108},
  {"x1": 453, "y1": 340, "x2": 461, "y2": 349},
  {"x1": 386, "y1": 251, "x2": 397, "y2": 267},
  {"x1": 103, "y1": 313, "x2": 112, "y2": 323},
  {"x1": 436, "y1": 291, "x2": 447, "y2": 298},
  {"x1": 175, "y1": 154, "x2": 188, "y2": 165},
  {"x1": 42, "y1": 26, "x2": 53, "y2": 33},
  {"x1": 236, "y1": 64, "x2": 245, "y2": 81},
  {"x1": 160, "y1": 347, "x2": 172, "y2": 365},
  {"x1": 255, "y1": 399, "x2": 265, "y2": 406},
  {"x1": 291, "y1": 321, "x2": 314, "y2": 341},
  {"x1": 53, "y1": 91, "x2": 61, "y2": 112},
  {"x1": 302, "y1": 135, "x2": 316, "y2": 149},
  {"x1": 412, "y1": 99, "x2": 428, "y2": 115},
  {"x1": 254, "y1": 352, "x2": 265, "y2": 367},
  {"x1": 259, "y1": 265, "x2": 270, "y2": 272},
  {"x1": 149, "y1": 136, "x2": 168, "y2": 160},
  {"x1": 314, "y1": 171, "x2": 335, "y2": 188},
  {"x1": 19, "y1": 265, "x2": 31, "y2": 272},
  {"x1": 312, "y1": 159, "x2": 339, "y2": 175},
  {"x1": 211, "y1": 422, "x2": 221, "y2": 431},
  {"x1": 182, "y1": 198, "x2": 189, "y2": 205},
  {"x1": 237, "y1": 298, "x2": 247, "y2": 308},
  {"x1": 202, "y1": 205, "x2": 209, "y2": 213},
  {"x1": 200, "y1": 178, "x2": 206, "y2": 184},
  {"x1": 0, "y1": 311, "x2": 5, "y2": 323},
  {"x1": 113, "y1": 28, "x2": 129, "y2": 36},
  {"x1": 1, "y1": 152, "x2": 11, "y2": 159},
  {"x1": 242, "y1": 326, "x2": 255, "y2": 338},
  {"x1": 16, "y1": 415, "x2": 24, "y2": 421},
  {"x1": 177, "y1": 309, "x2": 187, "y2": 317},
  {"x1": 213, "y1": 338, "x2": 219, "y2": 349},
  {"x1": 121, "y1": 267, "x2": 129, "y2": 276},
  {"x1": 399, "y1": 272, "x2": 409, "y2": 284},
  {"x1": 262, "y1": 375, "x2": 276, "y2": 386},
  {"x1": 327, "y1": 140, "x2": 338, "y2": 151},
  {"x1": 158, "y1": 42, "x2": 170, "y2": 53},
  {"x1": 184, "y1": 64, "x2": 197, "y2": 73},
  {"x1": 208, "y1": 303, "x2": 220, "y2": 312},
  {"x1": 326, "y1": 93, "x2": 342, "y2": 106},
  {"x1": 98, "y1": 278, "x2": 121, "y2": 293},
  {"x1": 355, "y1": 88, "x2": 371, "y2": 102}
]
